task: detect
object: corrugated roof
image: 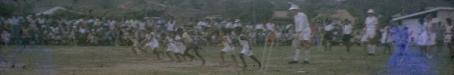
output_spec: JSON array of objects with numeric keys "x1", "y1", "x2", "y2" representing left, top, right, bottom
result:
[{"x1": 391, "y1": 7, "x2": 454, "y2": 21}]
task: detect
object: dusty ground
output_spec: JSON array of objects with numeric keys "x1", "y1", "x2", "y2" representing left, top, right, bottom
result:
[{"x1": 0, "y1": 45, "x2": 452, "y2": 75}]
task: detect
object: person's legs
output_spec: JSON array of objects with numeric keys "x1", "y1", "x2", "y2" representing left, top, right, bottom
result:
[
  {"x1": 193, "y1": 48, "x2": 205, "y2": 65},
  {"x1": 426, "y1": 45, "x2": 433, "y2": 59},
  {"x1": 152, "y1": 48, "x2": 161, "y2": 60},
  {"x1": 0, "y1": 51, "x2": 7, "y2": 63},
  {"x1": 302, "y1": 40, "x2": 311, "y2": 64},
  {"x1": 345, "y1": 40, "x2": 351, "y2": 52},
  {"x1": 220, "y1": 52, "x2": 226, "y2": 64},
  {"x1": 174, "y1": 53, "x2": 183, "y2": 62},
  {"x1": 249, "y1": 55, "x2": 262, "y2": 68},
  {"x1": 183, "y1": 48, "x2": 195, "y2": 61},
  {"x1": 230, "y1": 55, "x2": 238, "y2": 66},
  {"x1": 166, "y1": 51, "x2": 175, "y2": 61},
  {"x1": 289, "y1": 39, "x2": 300, "y2": 64},
  {"x1": 449, "y1": 44, "x2": 454, "y2": 59},
  {"x1": 367, "y1": 43, "x2": 376, "y2": 55},
  {"x1": 289, "y1": 49, "x2": 300, "y2": 64},
  {"x1": 239, "y1": 54, "x2": 247, "y2": 68}
]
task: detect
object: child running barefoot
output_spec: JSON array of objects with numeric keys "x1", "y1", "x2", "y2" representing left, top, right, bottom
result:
[
  {"x1": 220, "y1": 31, "x2": 238, "y2": 66},
  {"x1": 145, "y1": 32, "x2": 161, "y2": 60},
  {"x1": 237, "y1": 28, "x2": 262, "y2": 70}
]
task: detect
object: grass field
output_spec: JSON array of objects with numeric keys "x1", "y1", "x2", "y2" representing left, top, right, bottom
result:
[{"x1": 0, "y1": 45, "x2": 452, "y2": 75}]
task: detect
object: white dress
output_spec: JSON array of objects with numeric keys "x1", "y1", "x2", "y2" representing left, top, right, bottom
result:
[
  {"x1": 222, "y1": 36, "x2": 234, "y2": 54},
  {"x1": 174, "y1": 35, "x2": 186, "y2": 54},
  {"x1": 416, "y1": 23, "x2": 433, "y2": 46},
  {"x1": 240, "y1": 39, "x2": 253, "y2": 56},
  {"x1": 147, "y1": 37, "x2": 159, "y2": 49},
  {"x1": 426, "y1": 22, "x2": 436, "y2": 45}
]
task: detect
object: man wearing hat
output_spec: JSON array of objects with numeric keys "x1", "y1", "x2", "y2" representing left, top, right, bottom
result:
[
  {"x1": 288, "y1": 3, "x2": 312, "y2": 64},
  {"x1": 361, "y1": 9, "x2": 379, "y2": 55}
]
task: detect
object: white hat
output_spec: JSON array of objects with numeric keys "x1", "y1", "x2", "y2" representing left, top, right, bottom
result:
[
  {"x1": 288, "y1": 2, "x2": 300, "y2": 10},
  {"x1": 367, "y1": 9, "x2": 375, "y2": 13}
]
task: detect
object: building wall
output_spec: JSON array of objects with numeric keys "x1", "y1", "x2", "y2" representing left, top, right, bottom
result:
[
  {"x1": 437, "y1": 10, "x2": 454, "y2": 24},
  {"x1": 402, "y1": 18, "x2": 422, "y2": 38}
]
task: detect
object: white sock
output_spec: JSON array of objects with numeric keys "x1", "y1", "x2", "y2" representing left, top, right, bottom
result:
[
  {"x1": 367, "y1": 45, "x2": 373, "y2": 54},
  {"x1": 371, "y1": 45, "x2": 376, "y2": 54},
  {"x1": 293, "y1": 49, "x2": 300, "y2": 61},
  {"x1": 304, "y1": 48, "x2": 310, "y2": 61}
]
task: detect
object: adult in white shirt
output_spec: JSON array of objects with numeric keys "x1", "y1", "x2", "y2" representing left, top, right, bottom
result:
[
  {"x1": 342, "y1": 20, "x2": 353, "y2": 52},
  {"x1": 361, "y1": 9, "x2": 378, "y2": 55},
  {"x1": 288, "y1": 3, "x2": 312, "y2": 64}
]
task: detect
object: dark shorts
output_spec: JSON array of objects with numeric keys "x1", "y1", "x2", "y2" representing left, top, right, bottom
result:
[
  {"x1": 324, "y1": 32, "x2": 334, "y2": 41},
  {"x1": 343, "y1": 34, "x2": 352, "y2": 42}
]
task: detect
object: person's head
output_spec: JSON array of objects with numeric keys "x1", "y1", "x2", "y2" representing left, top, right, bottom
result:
[
  {"x1": 446, "y1": 18, "x2": 452, "y2": 25},
  {"x1": 367, "y1": 9, "x2": 375, "y2": 16},
  {"x1": 397, "y1": 20, "x2": 403, "y2": 26},
  {"x1": 326, "y1": 19, "x2": 333, "y2": 24},
  {"x1": 288, "y1": 3, "x2": 300, "y2": 16},
  {"x1": 234, "y1": 27, "x2": 243, "y2": 34},
  {"x1": 425, "y1": 14, "x2": 434, "y2": 21},
  {"x1": 418, "y1": 18, "x2": 425, "y2": 25}
]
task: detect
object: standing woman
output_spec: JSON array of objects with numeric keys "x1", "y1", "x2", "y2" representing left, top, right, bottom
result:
[{"x1": 424, "y1": 15, "x2": 437, "y2": 59}]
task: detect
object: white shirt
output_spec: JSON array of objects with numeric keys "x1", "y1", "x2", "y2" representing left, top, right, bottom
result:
[
  {"x1": 196, "y1": 21, "x2": 209, "y2": 30},
  {"x1": 265, "y1": 22, "x2": 275, "y2": 31},
  {"x1": 446, "y1": 25, "x2": 453, "y2": 33},
  {"x1": 166, "y1": 21, "x2": 175, "y2": 31},
  {"x1": 225, "y1": 22, "x2": 234, "y2": 29},
  {"x1": 223, "y1": 36, "x2": 232, "y2": 47},
  {"x1": 79, "y1": 28, "x2": 87, "y2": 34},
  {"x1": 365, "y1": 16, "x2": 378, "y2": 31},
  {"x1": 240, "y1": 39, "x2": 250, "y2": 50},
  {"x1": 343, "y1": 24, "x2": 353, "y2": 34},
  {"x1": 294, "y1": 12, "x2": 311, "y2": 33},
  {"x1": 233, "y1": 22, "x2": 241, "y2": 28},
  {"x1": 324, "y1": 23, "x2": 335, "y2": 31},
  {"x1": 148, "y1": 37, "x2": 159, "y2": 48},
  {"x1": 255, "y1": 24, "x2": 265, "y2": 30},
  {"x1": 138, "y1": 22, "x2": 146, "y2": 30}
]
